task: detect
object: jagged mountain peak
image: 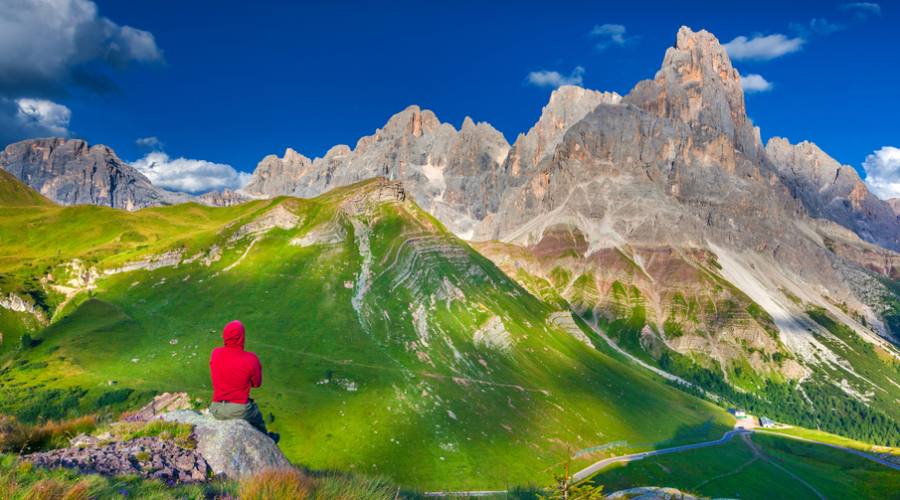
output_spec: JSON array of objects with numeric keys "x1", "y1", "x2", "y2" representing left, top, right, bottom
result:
[
  {"x1": 626, "y1": 25, "x2": 758, "y2": 158},
  {"x1": 379, "y1": 104, "x2": 445, "y2": 138}
]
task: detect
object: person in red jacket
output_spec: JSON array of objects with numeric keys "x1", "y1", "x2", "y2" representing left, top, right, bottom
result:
[{"x1": 209, "y1": 320, "x2": 267, "y2": 433}]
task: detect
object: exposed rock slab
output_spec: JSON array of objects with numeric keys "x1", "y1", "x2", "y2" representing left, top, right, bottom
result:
[{"x1": 161, "y1": 410, "x2": 291, "y2": 479}]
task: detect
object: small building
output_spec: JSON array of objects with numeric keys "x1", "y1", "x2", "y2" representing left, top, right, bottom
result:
[
  {"x1": 729, "y1": 408, "x2": 747, "y2": 418},
  {"x1": 760, "y1": 416, "x2": 776, "y2": 428}
]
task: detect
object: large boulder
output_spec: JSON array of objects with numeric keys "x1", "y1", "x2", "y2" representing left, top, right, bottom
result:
[
  {"x1": 161, "y1": 410, "x2": 291, "y2": 479},
  {"x1": 607, "y1": 487, "x2": 699, "y2": 500}
]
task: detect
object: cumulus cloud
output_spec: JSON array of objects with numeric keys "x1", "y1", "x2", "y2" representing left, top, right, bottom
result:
[
  {"x1": 0, "y1": 97, "x2": 71, "y2": 145},
  {"x1": 740, "y1": 73, "x2": 774, "y2": 93},
  {"x1": 862, "y1": 146, "x2": 900, "y2": 200},
  {"x1": 0, "y1": 0, "x2": 163, "y2": 96},
  {"x1": 131, "y1": 151, "x2": 251, "y2": 194},
  {"x1": 135, "y1": 136, "x2": 162, "y2": 150},
  {"x1": 525, "y1": 66, "x2": 585, "y2": 88},
  {"x1": 589, "y1": 23, "x2": 635, "y2": 50},
  {"x1": 723, "y1": 34, "x2": 804, "y2": 61},
  {"x1": 839, "y1": 2, "x2": 881, "y2": 18}
]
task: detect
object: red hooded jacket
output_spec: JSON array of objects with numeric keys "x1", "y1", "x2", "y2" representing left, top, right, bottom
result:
[{"x1": 210, "y1": 320, "x2": 262, "y2": 404}]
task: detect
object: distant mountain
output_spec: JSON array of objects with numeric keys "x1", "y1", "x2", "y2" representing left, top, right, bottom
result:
[
  {"x1": 241, "y1": 106, "x2": 510, "y2": 237},
  {"x1": 767, "y1": 137, "x2": 900, "y2": 251},
  {"x1": 0, "y1": 138, "x2": 189, "y2": 210}
]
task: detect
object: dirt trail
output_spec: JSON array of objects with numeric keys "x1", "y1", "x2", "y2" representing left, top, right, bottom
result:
[{"x1": 742, "y1": 433, "x2": 825, "y2": 500}]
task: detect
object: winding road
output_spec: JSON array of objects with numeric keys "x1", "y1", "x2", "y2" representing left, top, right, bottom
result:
[{"x1": 569, "y1": 429, "x2": 747, "y2": 483}]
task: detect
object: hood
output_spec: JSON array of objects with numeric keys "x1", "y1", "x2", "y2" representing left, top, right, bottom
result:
[{"x1": 223, "y1": 320, "x2": 245, "y2": 349}]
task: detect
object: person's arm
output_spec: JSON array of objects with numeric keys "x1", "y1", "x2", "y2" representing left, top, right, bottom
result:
[{"x1": 250, "y1": 355, "x2": 262, "y2": 388}]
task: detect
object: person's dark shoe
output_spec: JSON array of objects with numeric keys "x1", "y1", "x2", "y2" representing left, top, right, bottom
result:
[{"x1": 267, "y1": 431, "x2": 280, "y2": 443}]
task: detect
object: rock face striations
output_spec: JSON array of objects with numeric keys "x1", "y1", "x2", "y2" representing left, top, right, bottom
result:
[{"x1": 0, "y1": 138, "x2": 188, "y2": 210}]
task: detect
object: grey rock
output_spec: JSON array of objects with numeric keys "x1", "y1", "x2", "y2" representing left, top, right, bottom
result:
[
  {"x1": 241, "y1": 148, "x2": 315, "y2": 197},
  {"x1": 766, "y1": 137, "x2": 900, "y2": 251},
  {"x1": 607, "y1": 486, "x2": 699, "y2": 500},
  {"x1": 888, "y1": 198, "x2": 900, "y2": 216},
  {"x1": 161, "y1": 410, "x2": 290, "y2": 479},
  {"x1": 27, "y1": 436, "x2": 209, "y2": 484},
  {"x1": 196, "y1": 188, "x2": 252, "y2": 207},
  {"x1": 0, "y1": 138, "x2": 189, "y2": 210}
]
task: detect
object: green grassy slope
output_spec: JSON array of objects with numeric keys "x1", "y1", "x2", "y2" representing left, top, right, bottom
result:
[
  {"x1": 588, "y1": 432, "x2": 900, "y2": 499},
  {"x1": 0, "y1": 169, "x2": 51, "y2": 207},
  {"x1": 0, "y1": 177, "x2": 731, "y2": 489}
]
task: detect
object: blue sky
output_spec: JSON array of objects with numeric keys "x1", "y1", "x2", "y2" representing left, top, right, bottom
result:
[{"x1": 1, "y1": 1, "x2": 897, "y2": 196}]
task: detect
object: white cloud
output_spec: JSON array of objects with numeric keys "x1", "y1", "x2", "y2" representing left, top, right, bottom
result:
[
  {"x1": 526, "y1": 66, "x2": 585, "y2": 88},
  {"x1": 131, "y1": 151, "x2": 250, "y2": 194},
  {"x1": 790, "y1": 18, "x2": 844, "y2": 36},
  {"x1": 14, "y1": 98, "x2": 72, "y2": 136},
  {"x1": 0, "y1": 0, "x2": 163, "y2": 96},
  {"x1": 0, "y1": 97, "x2": 71, "y2": 145},
  {"x1": 589, "y1": 23, "x2": 634, "y2": 50},
  {"x1": 862, "y1": 146, "x2": 900, "y2": 200},
  {"x1": 839, "y1": 2, "x2": 881, "y2": 18},
  {"x1": 723, "y1": 34, "x2": 804, "y2": 61},
  {"x1": 135, "y1": 136, "x2": 162, "y2": 149},
  {"x1": 740, "y1": 73, "x2": 774, "y2": 93}
]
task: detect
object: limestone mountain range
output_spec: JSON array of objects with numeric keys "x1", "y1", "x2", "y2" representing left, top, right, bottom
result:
[{"x1": 2, "y1": 26, "x2": 900, "y2": 393}]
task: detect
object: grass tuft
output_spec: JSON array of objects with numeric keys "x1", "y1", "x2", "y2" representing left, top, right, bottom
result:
[
  {"x1": 239, "y1": 467, "x2": 315, "y2": 500},
  {"x1": 0, "y1": 415, "x2": 96, "y2": 453}
]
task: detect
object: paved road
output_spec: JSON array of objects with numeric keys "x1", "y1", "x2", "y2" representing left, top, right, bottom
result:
[{"x1": 569, "y1": 429, "x2": 747, "y2": 483}]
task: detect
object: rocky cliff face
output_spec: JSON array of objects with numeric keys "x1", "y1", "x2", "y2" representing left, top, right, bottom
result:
[
  {"x1": 766, "y1": 137, "x2": 900, "y2": 251},
  {"x1": 501, "y1": 85, "x2": 621, "y2": 183},
  {"x1": 241, "y1": 148, "x2": 315, "y2": 197},
  {"x1": 889, "y1": 198, "x2": 900, "y2": 216},
  {"x1": 241, "y1": 106, "x2": 510, "y2": 236},
  {"x1": 0, "y1": 138, "x2": 188, "y2": 210}
]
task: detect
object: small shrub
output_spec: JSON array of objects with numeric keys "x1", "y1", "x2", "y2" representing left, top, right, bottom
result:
[{"x1": 239, "y1": 467, "x2": 315, "y2": 500}]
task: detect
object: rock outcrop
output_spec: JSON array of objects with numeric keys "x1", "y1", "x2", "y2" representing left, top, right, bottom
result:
[
  {"x1": 0, "y1": 138, "x2": 189, "y2": 210},
  {"x1": 607, "y1": 487, "x2": 698, "y2": 500},
  {"x1": 196, "y1": 188, "x2": 252, "y2": 207},
  {"x1": 161, "y1": 410, "x2": 291, "y2": 479},
  {"x1": 766, "y1": 137, "x2": 900, "y2": 251},
  {"x1": 27, "y1": 436, "x2": 210, "y2": 484}
]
